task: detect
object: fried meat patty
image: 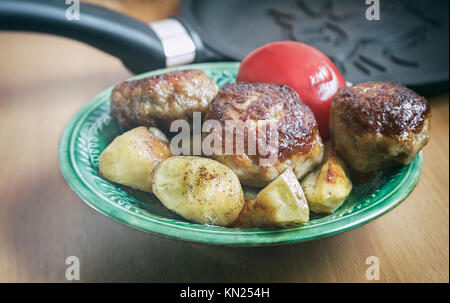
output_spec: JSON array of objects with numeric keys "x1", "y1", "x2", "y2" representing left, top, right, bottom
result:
[
  {"x1": 204, "y1": 82, "x2": 324, "y2": 187},
  {"x1": 329, "y1": 81, "x2": 431, "y2": 173},
  {"x1": 111, "y1": 69, "x2": 219, "y2": 131}
]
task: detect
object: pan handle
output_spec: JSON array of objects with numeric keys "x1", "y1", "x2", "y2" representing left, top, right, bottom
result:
[{"x1": 0, "y1": 0, "x2": 209, "y2": 73}]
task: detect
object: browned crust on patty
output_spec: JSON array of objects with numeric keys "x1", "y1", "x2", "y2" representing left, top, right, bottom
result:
[
  {"x1": 331, "y1": 82, "x2": 430, "y2": 139},
  {"x1": 111, "y1": 69, "x2": 218, "y2": 130},
  {"x1": 204, "y1": 82, "x2": 319, "y2": 160}
]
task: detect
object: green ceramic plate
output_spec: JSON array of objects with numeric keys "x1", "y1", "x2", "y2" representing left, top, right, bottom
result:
[{"x1": 59, "y1": 62, "x2": 423, "y2": 246}]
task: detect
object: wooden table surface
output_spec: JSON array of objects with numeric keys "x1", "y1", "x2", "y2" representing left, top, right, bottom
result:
[{"x1": 0, "y1": 0, "x2": 448, "y2": 283}]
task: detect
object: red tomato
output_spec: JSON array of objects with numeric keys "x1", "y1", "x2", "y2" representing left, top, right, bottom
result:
[{"x1": 236, "y1": 41, "x2": 346, "y2": 139}]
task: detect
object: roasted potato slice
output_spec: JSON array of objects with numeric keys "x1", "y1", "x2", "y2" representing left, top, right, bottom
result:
[
  {"x1": 152, "y1": 156, "x2": 245, "y2": 226},
  {"x1": 301, "y1": 141, "x2": 352, "y2": 213},
  {"x1": 234, "y1": 168, "x2": 309, "y2": 227},
  {"x1": 99, "y1": 126, "x2": 171, "y2": 193}
]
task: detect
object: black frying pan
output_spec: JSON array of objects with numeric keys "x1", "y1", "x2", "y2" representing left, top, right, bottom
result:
[{"x1": 0, "y1": 0, "x2": 448, "y2": 92}]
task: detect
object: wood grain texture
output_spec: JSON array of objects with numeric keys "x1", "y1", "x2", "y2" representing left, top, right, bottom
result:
[{"x1": 0, "y1": 0, "x2": 448, "y2": 282}]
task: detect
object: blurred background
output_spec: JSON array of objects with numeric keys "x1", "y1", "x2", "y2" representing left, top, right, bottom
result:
[
  {"x1": 0, "y1": 0, "x2": 448, "y2": 282},
  {"x1": 85, "y1": 0, "x2": 179, "y2": 21}
]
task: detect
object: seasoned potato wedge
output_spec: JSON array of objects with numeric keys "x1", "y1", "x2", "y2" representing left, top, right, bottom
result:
[
  {"x1": 301, "y1": 141, "x2": 352, "y2": 213},
  {"x1": 152, "y1": 156, "x2": 245, "y2": 226},
  {"x1": 99, "y1": 126, "x2": 171, "y2": 193},
  {"x1": 234, "y1": 168, "x2": 309, "y2": 227}
]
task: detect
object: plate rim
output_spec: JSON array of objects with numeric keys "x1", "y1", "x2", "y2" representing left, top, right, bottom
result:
[{"x1": 59, "y1": 62, "x2": 423, "y2": 246}]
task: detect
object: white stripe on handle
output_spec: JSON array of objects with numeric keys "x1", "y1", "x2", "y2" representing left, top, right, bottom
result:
[{"x1": 149, "y1": 18, "x2": 196, "y2": 67}]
